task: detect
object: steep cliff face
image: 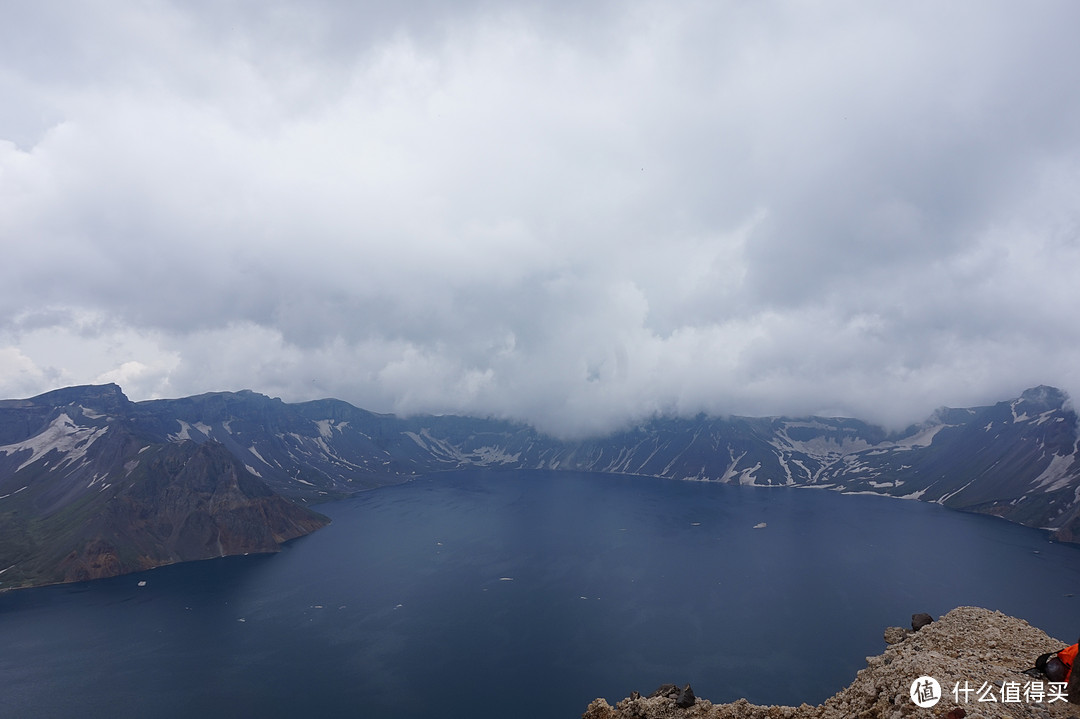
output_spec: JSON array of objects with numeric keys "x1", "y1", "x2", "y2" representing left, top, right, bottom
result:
[
  {"x1": 0, "y1": 385, "x2": 328, "y2": 590},
  {"x1": 131, "y1": 390, "x2": 423, "y2": 496},
  {"x1": 55, "y1": 441, "x2": 330, "y2": 584},
  {"x1": 583, "y1": 607, "x2": 1078, "y2": 719}
]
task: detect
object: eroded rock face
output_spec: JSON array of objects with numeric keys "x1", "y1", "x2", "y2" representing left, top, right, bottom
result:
[
  {"x1": 55, "y1": 441, "x2": 330, "y2": 584},
  {"x1": 583, "y1": 607, "x2": 1079, "y2": 719},
  {"x1": 0, "y1": 385, "x2": 332, "y2": 589}
]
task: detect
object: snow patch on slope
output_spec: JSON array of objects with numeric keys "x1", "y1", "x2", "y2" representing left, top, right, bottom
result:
[
  {"x1": 884, "y1": 424, "x2": 946, "y2": 451},
  {"x1": 1032, "y1": 452, "x2": 1077, "y2": 492},
  {"x1": 249, "y1": 445, "x2": 268, "y2": 465},
  {"x1": 404, "y1": 429, "x2": 519, "y2": 466},
  {"x1": 170, "y1": 420, "x2": 212, "y2": 441},
  {"x1": 314, "y1": 420, "x2": 334, "y2": 440},
  {"x1": 738, "y1": 462, "x2": 762, "y2": 485},
  {"x1": 773, "y1": 421, "x2": 875, "y2": 457},
  {"x1": 0, "y1": 413, "x2": 109, "y2": 472}
]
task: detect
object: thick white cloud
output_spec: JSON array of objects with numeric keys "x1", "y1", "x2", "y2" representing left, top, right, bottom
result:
[{"x1": 2, "y1": 1, "x2": 1079, "y2": 436}]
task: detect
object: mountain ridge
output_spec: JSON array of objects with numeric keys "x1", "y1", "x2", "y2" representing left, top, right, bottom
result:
[
  {"x1": 2, "y1": 383, "x2": 1079, "y2": 588},
  {"x1": 0, "y1": 384, "x2": 329, "y2": 589}
]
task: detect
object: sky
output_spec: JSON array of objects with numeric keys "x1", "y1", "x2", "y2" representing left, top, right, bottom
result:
[{"x1": 2, "y1": 1, "x2": 1079, "y2": 437}]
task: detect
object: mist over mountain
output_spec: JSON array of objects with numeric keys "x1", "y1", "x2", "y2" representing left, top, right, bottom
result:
[
  {"x1": 3, "y1": 2, "x2": 1080, "y2": 447},
  {"x1": 2, "y1": 383, "x2": 1079, "y2": 589}
]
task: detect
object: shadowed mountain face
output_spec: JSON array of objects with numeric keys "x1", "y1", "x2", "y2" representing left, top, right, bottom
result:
[
  {"x1": 2, "y1": 383, "x2": 1079, "y2": 588},
  {"x1": 0, "y1": 385, "x2": 329, "y2": 589},
  {"x1": 128, "y1": 384, "x2": 1080, "y2": 538}
]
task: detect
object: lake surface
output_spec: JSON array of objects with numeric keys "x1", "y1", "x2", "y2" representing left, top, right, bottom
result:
[{"x1": 3, "y1": 470, "x2": 1080, "y2": 718}]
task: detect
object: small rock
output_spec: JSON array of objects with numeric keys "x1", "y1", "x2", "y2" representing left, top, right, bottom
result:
[
  {"x1": 942, "y1": 708, "x2": 966, "y2": 719},
  {"x1": 883, "y1": 626, "x2": 909, "y2": 644},
  {"x1": 912, "y1": 612, "x2": 933, "y2": 631},
  {"x1": 649, "y1": 684, "x2": 679, "y2": 699},
  {"x1": 675, "y1": 684, "x2": 696, "y2": 708}
]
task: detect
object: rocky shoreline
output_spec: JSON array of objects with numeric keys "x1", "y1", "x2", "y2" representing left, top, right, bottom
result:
[{"x1": 583, "y1": 607, "x2": 1080, "y2": 719}]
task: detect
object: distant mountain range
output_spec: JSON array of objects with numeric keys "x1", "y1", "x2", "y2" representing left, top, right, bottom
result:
[{"x1": 1, "y1": 383, "x2": 1078, "y2": 589}]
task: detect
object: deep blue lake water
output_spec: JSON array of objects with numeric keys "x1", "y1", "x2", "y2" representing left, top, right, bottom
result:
[{"x1": 3, "y1": 470, "x2": 1080, "y2": 718}]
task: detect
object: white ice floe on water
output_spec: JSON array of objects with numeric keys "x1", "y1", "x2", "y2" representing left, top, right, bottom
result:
[{"x1": 753, "y1": 522, "x2": 767, "y2": 529}]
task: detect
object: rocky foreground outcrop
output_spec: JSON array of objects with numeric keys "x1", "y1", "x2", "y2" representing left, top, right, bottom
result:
[{"x1": 584, "y1": 607, "x2": 1080, "y2": 719}]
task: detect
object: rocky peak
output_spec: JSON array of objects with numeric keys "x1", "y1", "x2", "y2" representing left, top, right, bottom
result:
[
  {"x1": 24, "y1": 383, "x2": 132, "y2": 415},
  {"x1": 1016, "y1": 385, "x2": 1071, "y2": 414}
]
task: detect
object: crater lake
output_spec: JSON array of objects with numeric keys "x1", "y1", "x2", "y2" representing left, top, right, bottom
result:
[{"x1": 3, "y1": 470, "x2": 1079, "y2": 718}]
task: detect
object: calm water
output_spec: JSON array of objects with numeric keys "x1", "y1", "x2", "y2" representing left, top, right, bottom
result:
[{"x1": 3, "y1": 470, "x2": 1080, "y2": 718}]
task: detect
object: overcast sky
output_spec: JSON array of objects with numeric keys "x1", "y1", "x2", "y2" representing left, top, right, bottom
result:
[{"x1": 2, "y1": 1, "x2": 1079, "y2": 437}]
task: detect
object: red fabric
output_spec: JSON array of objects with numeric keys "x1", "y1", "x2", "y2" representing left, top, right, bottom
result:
[{"x1": 1060, "y1": 644, "x2": 1078, "y2": 675}]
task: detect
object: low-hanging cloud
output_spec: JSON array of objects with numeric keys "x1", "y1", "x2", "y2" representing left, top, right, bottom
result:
[{"x1": 2, "y1": 1, "x2": 1079, "y2": 437}]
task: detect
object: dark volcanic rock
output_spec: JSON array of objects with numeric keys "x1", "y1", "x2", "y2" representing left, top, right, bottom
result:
[
  {"x1": 912, "y1": 612, "x2": 934, "y2": 631},
  {"x1": 644, "y1": 684, "x2": 696, "y2": 708},
  {"x1": 0, "y1": 385, "x2": 329, "y2": 589},
  {"x1": 55, "y1": 441, "x2": 329, "y2": 584}
]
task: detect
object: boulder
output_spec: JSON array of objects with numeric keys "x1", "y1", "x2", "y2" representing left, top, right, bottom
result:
[
  {"x1": 911, "y1": 612, "x2": 934, "y2": 631},
  {"x1": 675, "y1": 685, "x2": 696, "y2": 708}
]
